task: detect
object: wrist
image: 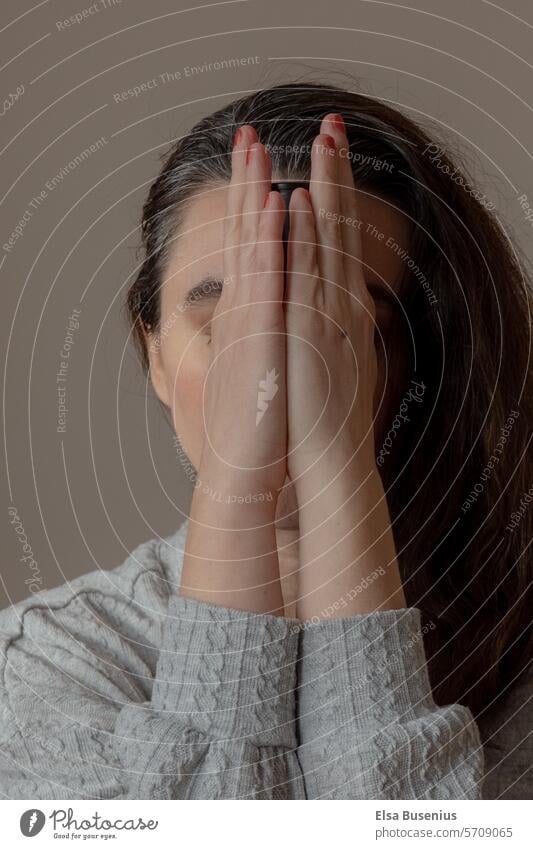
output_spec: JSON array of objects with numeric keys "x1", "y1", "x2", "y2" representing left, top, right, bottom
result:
[
  {"x1": 293, "y1": 446, "x2": 379, "y2": 505},
  {"x1": 183, "y1": 478, "x2": 284, "y2": 615},
  {"x1": 192, "y1": 463, "x2": 280, "y2": 522},
  {"x1": 294, "y1": 449, "x2": 405, "y2": 618}
]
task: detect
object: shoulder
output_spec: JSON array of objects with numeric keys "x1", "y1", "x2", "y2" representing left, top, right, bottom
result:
[
  {"x1": 0, "y1": 522, "x2": 187, "y2": 797},
  {"x1": 0, "y1": 522, "x2": 188, "y2": 684},
  {"x1": 1, "y1": 522, "x2": 187, "y2": 631}
]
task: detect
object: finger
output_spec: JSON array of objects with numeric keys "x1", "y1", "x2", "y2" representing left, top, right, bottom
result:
[
  {"x1": 258, "y1": 190, "x2": 286, "y2": 302},
  {"x1": 227, "y1": 124, "x2": 258, "y2": 219},
  {"x1": 320, "y1": 113, "x2": 365, "y2": 289},
  {"x1": 286, "y1": 187, "x2": 319, "y2": 308},
  {"x1": 241, "y1": 142, "x2": 273, "y2": 250},
  {"x1": 223, "y1": 125, "x2": 258, "y2": 284},
  {"x1": 308, "y1": 133, "x2": 344, "y2": 294}
]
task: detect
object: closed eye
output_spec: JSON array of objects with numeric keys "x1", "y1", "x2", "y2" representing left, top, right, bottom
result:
[
  {"x1": 183, "y1": 277, "x2": 398, "y2": 344},
  {"x1": 183, "y1": 276, "x2": 224, "y2": 307},
  {"x1": 183, "y1": 278, "x2": 397, "y2": 307},
  {"x1": 366, "y1": 281, "x2": 400, "y2": 311}
]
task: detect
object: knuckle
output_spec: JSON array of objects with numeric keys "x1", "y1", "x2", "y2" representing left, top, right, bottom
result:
[
  {"x1": 292, "y1": 243, "x2": 318, "y2": 277},
  {"x1": 321, "y1": 213, "x2": 341, "y2": 238},
  {"x1": 239, "y1": 241, "x2": 258, "y2": 269},
  {"x1": 224, "y1": 216, "x2": 240, "y2": 246}
]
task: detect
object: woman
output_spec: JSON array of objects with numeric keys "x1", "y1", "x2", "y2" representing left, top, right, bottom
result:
[{"x1": 0, "y1": 82, "x2": 531, "y2": 799}]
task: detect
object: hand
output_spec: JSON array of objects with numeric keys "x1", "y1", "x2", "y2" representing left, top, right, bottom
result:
[
  {"x1": 180, "y1": 126, "x2": 288, "y2": 615},
  {"x1": 285, "y1": 115, "x2": 378, "y2": 488},
  {"x1": 197, "y1": 126, "x2": 287, "y2": 508},
  {"x1": 285, "y1": 113, "x2": 405, "y2": 618}
]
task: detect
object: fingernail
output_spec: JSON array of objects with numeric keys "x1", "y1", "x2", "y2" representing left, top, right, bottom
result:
[
  {"x1": 233, "y1": 127, "x2": 243, "y2": 147},
  {"x1": 246, "y1": 145, "x2": 255, "y2": 165},
  {"x1": 264, "y1": 192, "x2": 272, "y2": 208},
  {"x1": 323, "y1": 135, "x2": 336, "y2": 150},
  {"x1": 330, "y1": 113, "x2": 345, "y2": 133}
]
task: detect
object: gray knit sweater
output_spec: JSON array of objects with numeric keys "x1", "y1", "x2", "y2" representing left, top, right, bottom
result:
[{"x1": 0, "y1": 521, "x2": 529, "y2": 799}]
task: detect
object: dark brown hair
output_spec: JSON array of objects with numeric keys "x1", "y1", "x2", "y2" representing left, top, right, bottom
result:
[{"x1": 127, "y1": 82, "x2": 532, "y2": 719}]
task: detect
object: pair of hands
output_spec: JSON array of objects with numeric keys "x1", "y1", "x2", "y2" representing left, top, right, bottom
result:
[
  {"x1": 199, "y1": 113, "x2": 378, "y2": 510},
  {"x1": 182, "y1": 113, "x2": 405, "y2": 619}
]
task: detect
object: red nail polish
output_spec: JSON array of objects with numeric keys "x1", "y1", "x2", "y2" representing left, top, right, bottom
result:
[
  {"x1": 323, "y1": 135, "x2": 336, "y2": 150},
  {"x1": 246, "y1": 145, "x2": 254, "y2": 165},
  {"x1": 233, "y1": 127, "x2": 243, "y2": 147},
  {"x1": 331, "y1": 113, "x2": 345, "y2": 133}
]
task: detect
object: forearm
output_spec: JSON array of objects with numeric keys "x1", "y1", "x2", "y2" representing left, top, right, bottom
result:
[
  {"x1": 296, "y1": 452, "x2": 406, "y2": 619},
  {"x1": 180, "y1": 469, "x2": 285, "y2": 616}
]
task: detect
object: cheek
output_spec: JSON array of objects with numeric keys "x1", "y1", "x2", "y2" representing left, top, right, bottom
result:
[{"x1": 169, "y1": 343, "x2": 209, "y2": 470}]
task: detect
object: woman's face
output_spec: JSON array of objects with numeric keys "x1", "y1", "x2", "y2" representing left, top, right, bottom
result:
[{"x1": 148, "y1": 182, "x2": 411, "y2": 498}]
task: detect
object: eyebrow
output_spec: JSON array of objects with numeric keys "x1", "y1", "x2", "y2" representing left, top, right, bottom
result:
[{"x1": 183, "y1": 276, "x2": 400, "y2": 309}]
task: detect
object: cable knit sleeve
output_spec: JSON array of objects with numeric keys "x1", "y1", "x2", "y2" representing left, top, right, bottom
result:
[
  {"x1": 0, "y1": 553, "x2": 304, "y2": 799},
  {"x1": 117, "y1": 595, "x2": 304, "y2": 799},
  {"x1": 296, "y1": 607, "x2": 484, "y2": 799}
]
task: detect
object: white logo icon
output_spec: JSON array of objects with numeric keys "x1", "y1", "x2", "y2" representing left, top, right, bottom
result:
[
  {"x1": 20, "y1": 809, "x2": 45, "y2": 837},
  {"x1": 256, "y1": 368, "x2": 279, "y2": 426}
]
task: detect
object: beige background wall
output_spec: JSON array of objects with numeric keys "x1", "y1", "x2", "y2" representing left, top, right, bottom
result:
[{"x1": 2, "y1": 0, "x2": 533, "y2": 603}]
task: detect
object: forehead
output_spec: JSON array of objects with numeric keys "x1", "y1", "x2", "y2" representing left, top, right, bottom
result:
[{"x1": 164, "y1": 183, "x2": 410, "y2": 293}]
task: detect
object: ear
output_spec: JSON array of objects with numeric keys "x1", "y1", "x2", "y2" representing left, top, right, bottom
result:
[{"x1": 144, "y1": 324, "x2": 172, "y2": 408}]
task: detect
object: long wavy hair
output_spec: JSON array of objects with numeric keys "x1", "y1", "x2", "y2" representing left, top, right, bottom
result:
[{"x1": 126, "y1": 82, "x2": 532, "y2": 719}]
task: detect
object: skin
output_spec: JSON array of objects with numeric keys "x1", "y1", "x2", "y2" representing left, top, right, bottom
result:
[{"x1": 148, "y1": 114, "x2": 408, "y2": 619}]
